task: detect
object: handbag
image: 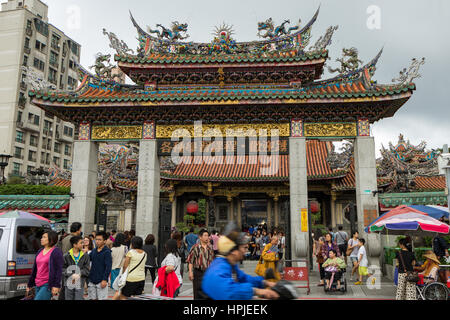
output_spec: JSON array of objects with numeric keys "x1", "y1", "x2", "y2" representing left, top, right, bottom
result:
[
  {"x1": 254, "y1": 256, "x2": 266, "y2": 277},
  {"x1": 114, "y1": 250, "x2": 147, "y2": 290},
  {"x1": 398, "y1": 250, "x2": 419, "y2": 283}
]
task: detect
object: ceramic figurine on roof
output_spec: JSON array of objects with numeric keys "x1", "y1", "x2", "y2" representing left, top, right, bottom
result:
[
  {"x1": 326, "y1": 141, "x2": 354, "y2": 170},
  {"x1": 310, "y1": 25, "x2": 338, "y2": 52},
  {"x1": 392, "y1": 57, "x2": 425, "y2": 84},
  {"x1": 209, "y1": 23, "x2": 237, "y2": 54},
  {"x1": 377, "y1": 134, "x2": 441, "y2": 192},
  {"x1": 102, "y1": 28, "x2": 134, "y2": 55},
  {"x1": 257, "y1": 18, "x2": 302, "y2": 39},
  {"x1": 21, "y1": 66, "x2": 56, "y2": 91},
  {"x1": 147, "y1": 21, "x2": 189, "y2": 41},
  {"x1": 89, "y1": 53, "x2": 115, "y2": 80},
  {"x1": 328, "y1": 47, "x2": 363, "y2": 74}
]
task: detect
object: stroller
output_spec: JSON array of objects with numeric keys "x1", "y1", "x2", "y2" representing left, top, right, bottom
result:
[{"x1": 324, "y1": 266, "x2": 347, "y2": 294}]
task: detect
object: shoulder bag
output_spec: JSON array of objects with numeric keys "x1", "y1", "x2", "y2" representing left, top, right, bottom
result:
[
  {"x1": 114, "y1": 250, "x2": 147, "y2": 290},
  {"x1": 398, "y1": 250, "x2": 419, "y2": 283}
]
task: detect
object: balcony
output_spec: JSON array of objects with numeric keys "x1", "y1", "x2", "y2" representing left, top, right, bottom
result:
[
  {"x1": 26, "y1": 27, "x2": 33, "y2": 37},
  {"x1": 28, "y1": 157, "x2": 37, "y2": 163},
  {"x1": 43, "y1": 128, "x2": 53, "y2": 137},
  {"x1": 49, "y1": 60, "x2": 59, "y2": 69},
  {"x1": 14, "y1": 154, "x2": 24, "y2": 160},
  {"x1": 24, "y1": 46, "x2": 31, "y2": 55},
  {"x1": 16, "y1": 121, "x2": 24, "y2": 128},
  {"x1": 18, "y1": 97, "x2": 27, "y2": 108},
  {"x1": 15, "y1": 138, "x2": 25, "y2": 144},
  {"x1": 51, "y1": 43, "x2": 60, "y2": 52},
  {"x1": 22, "y1": 121, "x2": 40, "y2": 133},
  {"x1": 20, "y1": 82, "x2": 27, "y2": 91},
  {"x1": 61, "y1": 66, "x2": 66, "y2": 73},
  {"x1": 30, "y1": 141, "x2": 38, "y2": 147}
]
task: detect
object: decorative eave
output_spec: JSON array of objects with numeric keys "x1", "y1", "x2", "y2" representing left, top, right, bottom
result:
[
  {"x1": 378, "y1": 191, "x2": 448, "y2": 209},
  {"x1": 0, "y1": 195, "x2": 71, "y2": 213}
]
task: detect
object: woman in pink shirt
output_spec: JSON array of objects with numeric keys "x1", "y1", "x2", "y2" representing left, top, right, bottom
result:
[{"x1": 27, "y1": 231, "x2": 64, "y2": 300}]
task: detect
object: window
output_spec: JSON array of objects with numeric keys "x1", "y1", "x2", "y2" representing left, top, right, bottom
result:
[
  {"x1": 53, "y1": 156, "x2": 60, "y2": 166},
  {"x1": 27, "y1": 166, "x2": 34, "y2": 174},
  {"x1": 35, "y1": 40, "x2": 46, "y2": 52},
  {"x1": 24, "y1": 37, "x2": 30, "y2": 49},
  {"x1": 16, "y1": 131, "x2": 24, "y2": 143},
  {"x1": 54, "y1": 142, "x2": 60, "y2": 153},
  {"x1": 29, "y1": 113, "x2": 40, "y2": 125},
  {"x1": 70, "y1": 42, "x2": 80, "y2": 56},
  {"x1": 49, "y1": 51, "x2": 59, "y2": 68},
  {"x1": 64, "y1": 159, "x2": 70, "y2": 169},
  {"x1": 51, "y1": 34, "x2": 60, "y2": 51},
  {"x1": 23, "y1": 55, "x2": 28, "y2": 66},
  {"x1": 30, "y1": 135, "x2": 37, "y2": 147},
  {"x1": 34, "y1": 115, "x2": 40, "y2": 126},
  {"x1": 44, "y1": 120, "x2": 52, "y2": 130},
  {"x1": 12, "y1": 163, "x2": 21, "y2": 175},
  {"x1": 68, "y1": 76, "x2": 77, "y2": 89},
  {"x1": 48, "y1": 68, "x2": 57, "y2": 85},
  {"x1": 17, "y1": 111, "x2": 23, "y2": 122},
  {"x1": 16, "y1": 226, "x2": 50, "y2": 254},
  {"x1": 14, "y1": 147, "x2": 23, "y2": 158},
  {"x1": 63, "y1": 126, "x2": 73, "y2": 137},
  {"x1": 28, "y1": 150, "x2": 36, "y2": 162},
  {"x1": 33, "y1": 58, "x2": 45, "y2": 71},
  {"x1": 34, "y1": 19, "x2": 49, "y2": 37},
  {"x1": 64, "y1": 144, "x2": 71, "y2": 156}
]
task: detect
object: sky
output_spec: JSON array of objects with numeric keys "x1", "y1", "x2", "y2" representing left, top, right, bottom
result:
[{"x1": 18, "y1": 0, "x2": 450, "y2": 156}]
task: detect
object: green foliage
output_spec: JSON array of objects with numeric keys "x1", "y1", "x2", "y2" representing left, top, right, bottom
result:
[
  {"x1": 423, "y1": 236, "x2": 433, "y2": 247},
  {"x1": 175, "y1": 222, "x2": 190, "y2": 234},
  {"x1": 313, "y1": 224, "x2": 328, "y2": 236},
  {"x1": 6, "y1": 176, "x2": 26, "y2": 185},
  {"x1": 194, "y1": 198, "x2": 206, "y2": 226},
  {"x1": 384, "y1": 246, "x2": 432, "y2": 265},
  {"x1": 0, "y1": 184, "x2": 70, "y2": 195}
]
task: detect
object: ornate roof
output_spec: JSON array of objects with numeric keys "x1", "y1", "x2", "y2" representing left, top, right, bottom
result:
[{"x1": 0, "y1": 195, "x2": 70, "y2": 213}]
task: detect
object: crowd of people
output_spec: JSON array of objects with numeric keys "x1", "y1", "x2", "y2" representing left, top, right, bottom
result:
[{"x1": 25, "y1": 221, "x2": 285, "y2": 301}]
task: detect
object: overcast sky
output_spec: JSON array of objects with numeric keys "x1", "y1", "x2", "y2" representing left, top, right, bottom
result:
[{"x1": 24, "y1": 0, "x2": 450, "y2": 156}]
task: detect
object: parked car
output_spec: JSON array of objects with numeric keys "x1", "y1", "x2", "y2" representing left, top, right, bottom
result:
[{"x1": 0, "y1": 213, "x2": 51, "y2": 299}]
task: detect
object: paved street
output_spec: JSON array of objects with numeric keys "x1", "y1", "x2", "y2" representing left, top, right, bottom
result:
[{"x1": 102, "y1": 259, "x2": 396, "y2": 300}]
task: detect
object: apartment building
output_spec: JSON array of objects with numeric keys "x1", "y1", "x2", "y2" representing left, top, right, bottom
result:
[{"x1": 0, "y1": 0, "x2": 79, "y2": 178}]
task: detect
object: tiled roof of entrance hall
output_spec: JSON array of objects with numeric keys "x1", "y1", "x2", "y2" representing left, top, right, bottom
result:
[
  {"x1": 160, "y1": 140, "x2": 349, "y2": 182},
  {"x1": 29, "y1": 80, "x2": 415, "y2": 105}
]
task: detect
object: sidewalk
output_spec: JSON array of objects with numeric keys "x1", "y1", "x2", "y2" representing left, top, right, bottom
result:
[{"x1": 104, "y1": 259, "x2": 397, "y2": 300}]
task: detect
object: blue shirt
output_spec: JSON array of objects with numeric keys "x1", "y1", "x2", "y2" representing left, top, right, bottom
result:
[
  {"x1": 88, "y1": 246, "x2": 112, "y2": 285},
  {"x1": 185, "y1": 233, "x2": 199, "y2": 253},
  {"x1": 201, "y1": 257, "x2": 265, "y2": 300}
]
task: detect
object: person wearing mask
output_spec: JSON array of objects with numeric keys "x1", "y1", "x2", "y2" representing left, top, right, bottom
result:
[
  {"x1": 187, "y1": 229, "x2": 215, "y2": 300},
  {"x1": 62, "y1": 236, "x2": 90, "y2": 300},
  {"x1": 27, "y1": 231, "x2": 64, "y2": 300},
  {"x1": 88, "y1": 231, "x2": 112, "y2": 300},
  {"x1": 143, "y1": 234, "x2": 158, "y2": 284},
  {"x1": 395, "y1": 238, "x2": 417, "y2": 300},
  {"x1": 185, "y1": 227, "x2": 199, "y2": 254},
  {"x1": 118, "y1": 236, "x2": 147, "y2": 299},
  {"x1": 153, "y1": 239, "x2": 183, "y2": 298},
  {"x1": 111, "y1": 233, "x2": 128, "y2": 299},
  {"x1": 347, "y1": 231, "x2": 360, "y2": 281},
  {"x1": 201, "y1": 223, "x2": 279, "y2": 300}
]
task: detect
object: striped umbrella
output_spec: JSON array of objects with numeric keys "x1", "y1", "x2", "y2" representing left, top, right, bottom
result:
[
  {"x1": 365, "y1": 205, "x2": 450, "y2": 235},
  {"x1": 0, "y1": 210, "x2": 50, "y2": 222}
]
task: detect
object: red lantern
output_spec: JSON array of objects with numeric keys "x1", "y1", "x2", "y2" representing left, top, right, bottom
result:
[
  {"x1": 186, "y1": 200, "x2": 199, "y2": 214},
  {"x1": 310, "y1": 201, "x2": 319, "y2": 214}
]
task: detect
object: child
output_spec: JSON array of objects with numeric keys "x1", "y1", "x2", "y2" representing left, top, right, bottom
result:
[
  {"x1": 354, "y1": 238, "x2": 374, "y2": 285},
  {"x1": 322, "y1": 249, "x2": 346, "y2": 290},
  {"x1": 63, "y1": 235, "x2": 90, "y2": 300}
]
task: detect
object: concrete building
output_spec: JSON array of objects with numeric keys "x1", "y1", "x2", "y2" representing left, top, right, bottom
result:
[{"x1": 0, "y1": 0, "x2": 79, "y2": 178}]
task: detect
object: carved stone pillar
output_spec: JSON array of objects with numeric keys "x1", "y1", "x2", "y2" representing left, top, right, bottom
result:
[{"x1": 69, "y1": 139, "x2": 98, "y2": 235}]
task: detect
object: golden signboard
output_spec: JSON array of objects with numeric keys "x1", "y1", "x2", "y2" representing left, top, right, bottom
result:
[
  {"x1": 156, "y1": 123, "x2": 290, "y2": 139},
  {"x1": 91, "y1": 126, "x2": 143, "y2": 140},
  {"x1": 301, "y1": 208, "x2": 308, "y2": 232},
  {"x1": 303, "y1": 122, "x2": 357, "y2": 137}
]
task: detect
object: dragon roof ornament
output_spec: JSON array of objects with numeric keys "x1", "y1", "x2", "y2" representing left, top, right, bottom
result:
[
  {"x1": 102, "y1": 28, "x2": 135, "y2": 55},
  {"x1": 21, "y1": 66, "x2": 57, "y2": 91},
  {"x1": 129, "y1": 7, "x2": 320, "y2": 56},
  {"x1": 392, "y1": 57, "x2": 425, "y2": 84},
  {"x1": 310, "y1": 25, "x2": 339, "y2": 52}
]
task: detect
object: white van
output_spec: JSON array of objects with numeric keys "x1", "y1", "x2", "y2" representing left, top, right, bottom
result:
[{"x1": 0, "y1": 216, "x2": 51, "y2": 299}]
